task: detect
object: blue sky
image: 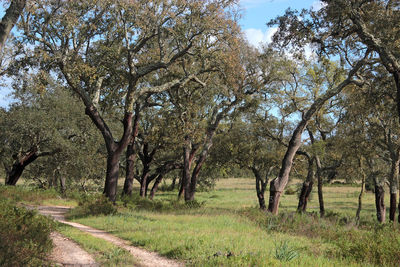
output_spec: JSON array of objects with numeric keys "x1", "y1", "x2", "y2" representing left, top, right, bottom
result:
[
  {"x1": 240, "y1": 0, "x2": 322, "y2": 47},
  {"x1": 0, "y1": 0, "x2": 321, "y2": 108}
]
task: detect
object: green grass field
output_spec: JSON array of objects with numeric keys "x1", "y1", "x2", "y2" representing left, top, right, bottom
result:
[
  {"x1": 1, "y1": 177, "x2": 399, "y2": 266},
  {"x1": 69, "y1": 178, "x2": 399, "y2": 267}
]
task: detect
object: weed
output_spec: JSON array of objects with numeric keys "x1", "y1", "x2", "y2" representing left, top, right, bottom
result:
[{"x1": 274, "y1": 240, "x2": 299, "y2": 262}]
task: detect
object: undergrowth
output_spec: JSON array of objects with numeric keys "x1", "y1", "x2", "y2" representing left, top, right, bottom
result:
[
  {"x1": 0, "y1": 199, "x2": 55, "y2": 267},
  {"x1": 242, "y1": 208, "x2": 400, "y2": 266}
]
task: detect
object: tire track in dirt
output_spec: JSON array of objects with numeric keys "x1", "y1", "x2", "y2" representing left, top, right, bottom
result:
[{"x1": 34, "y1": 205, "x2": 184, "y2": 267}]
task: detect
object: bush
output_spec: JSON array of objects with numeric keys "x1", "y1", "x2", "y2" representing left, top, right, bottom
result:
[
  {"x1": 67, "y1": 194, "x2": 117, "y2": 219},
  {"x1": 120, "y1": 194, "x2": 205, "y2": 212},
  {"x1": 0, "y1": 200, "x2": 55, "y2": 267},
  {"x1": 334, "y1": 225, "x2": 400, "y2": 266}
]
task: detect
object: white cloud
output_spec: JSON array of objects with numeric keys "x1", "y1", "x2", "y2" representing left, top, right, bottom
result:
[
  {"x1": 244, "y1": 27, "x2": 277, "y2": 48},
  {"x1": 311, "y1": 0, "x2": 327, "y2": 11}
]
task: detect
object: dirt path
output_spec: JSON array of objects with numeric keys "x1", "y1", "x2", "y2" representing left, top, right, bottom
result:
[
  {"x1": 34, "y1": 205, "x2": 184, "y2": 267},
  {"x1": 48, "y1": 232, "x2": 98, "y2": 267}
]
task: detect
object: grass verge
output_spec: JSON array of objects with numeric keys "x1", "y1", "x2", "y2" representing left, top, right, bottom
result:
[{"x1": 56, "y1": 222, "x2": 136, "y2": 266}]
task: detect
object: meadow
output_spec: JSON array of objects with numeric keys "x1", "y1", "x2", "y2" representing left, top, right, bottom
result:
[
  {"x1": 1, "y1": 177, "x2": 399, "y2": 266},
  {"x1": 69, "y1": 178, "x2": 399, "y2": 266}
]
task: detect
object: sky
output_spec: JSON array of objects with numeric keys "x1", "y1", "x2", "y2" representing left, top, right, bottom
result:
[{"x1": 0, "y1": 0, "x2": 321, "y2": 108}]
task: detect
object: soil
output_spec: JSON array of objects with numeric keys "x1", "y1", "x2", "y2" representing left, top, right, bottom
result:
[{"x1": 32, "y1": 205, "x2": 184, "y2": 267}]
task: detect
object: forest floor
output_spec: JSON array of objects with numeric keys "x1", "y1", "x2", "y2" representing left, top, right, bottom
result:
[{"x1": 32, "y1": 205, "x2": 183, "y2": 267}]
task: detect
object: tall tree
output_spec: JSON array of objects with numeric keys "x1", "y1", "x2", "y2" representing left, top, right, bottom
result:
[{"x1": 15, "y1": 0, "x2": 240, "y2": 202}]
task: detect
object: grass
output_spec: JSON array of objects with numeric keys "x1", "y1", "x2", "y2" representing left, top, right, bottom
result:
[
  {"x1": 2, "y1": 177, "x2": 399, "y2": 266},
  {"x1": 69, "y1": 178, "x2": 390, "y2": 266},
  {"x1": 56, "y1": 223, "x2": 136, "y2": 266}
]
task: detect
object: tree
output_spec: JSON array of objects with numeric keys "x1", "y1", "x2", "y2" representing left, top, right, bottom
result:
[
  {"x1": 15, "y1": 0, "x2": 240, "y2": 202},
  {"x1": 212, "y1": 116, "x2": 283, "y2": 210},
  {"x1": 0, "y1": 82, "x2": 104, "y2": 189},
  {"x1": 0, "y1": 0, "x2": 26, "y2": 52}
]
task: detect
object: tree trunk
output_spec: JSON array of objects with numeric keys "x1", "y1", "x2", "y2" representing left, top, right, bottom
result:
[
  {"x1": 84, "y1": 105, "x2": 133, "y2": 202},
  {"x1": 59, "y1": 176, "x2": 66, "y2": 194},
  {"x1": 393, "y1": 69, "x2": 400, "y2": 122},
  {"x1": 170, "y1": 176, "x2": 177, "y2": 190},
  {"x1": 140, "y1": 171, "x2": 150, "y2": 197},
  {"x1": 252, "y1": 168, "x2": 267, "y2": 210},
  {"x1": 355, "y1": 158, "x2": 365, "y2": 224},
  {"x1": 181, "y1": 136, "x2": 191, "y2": 200},
  {"x1": 268, "y1": 123, "x2": 305, "y2": 214},
  {"x1": 123, "y1": 106, "x2": 140, "y2": 196},
  {"x1": 374, "y1": 178, "x2": 386, "y2": 223},
  {"x1": 268, "y1": 179, "x2": 282, "y2": 215},
  {"x1": 315, "y1": 155, "x2": 325, "y2": 217},
  {"x1": 389, "y1": 151, "x2": 399, "y2": 221},
  {"x1": 150, "y1": 174, "x2": 164, "y2": 200},
  {"x1": 0, "y1": 0, "x2": 26, "y2": 52},
  {"x1": 103, "y1": 151, "x2": 121, "y2": 202},
  {"x1": 298, "y1": 157, "x2": 314, "y2": 212},
  {"x1": 6, "y1": 149, "x2": 39, "y2": 185},
  {"x1": 185, "y1": 129, "x2": 215, "y2": 202},
  {"x1": 267, "y1": 56, "x2": 366, "y2": 215}
]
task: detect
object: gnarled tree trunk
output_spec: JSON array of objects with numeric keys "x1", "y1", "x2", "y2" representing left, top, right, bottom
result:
[{"x1": 297, "y1": 157, "x2": 314, "y2": 212}]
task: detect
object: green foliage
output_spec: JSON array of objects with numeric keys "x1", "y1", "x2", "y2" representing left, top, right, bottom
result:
[
  {"x1": 0, "y1": 185, "x2": 60, "y2": 204},
  {"x1": 334, "y1": 225, "x2": 400, "y2": 266},
  {"x1": 274, "y1": 240, "x2": 299, "y2": 262},
  {"x1": 0, "y1": 200, "x2": 54, "y2": 267},
  {"x1": 67, "y1": 195, "x2": 117, "y2": 219}
]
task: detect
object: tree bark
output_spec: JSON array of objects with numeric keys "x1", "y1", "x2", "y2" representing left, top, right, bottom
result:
[
  {"x1": 59, "y1": 176, "x2": 66, "y2": 194},
  {"x1": 149, "y1": 174, "x2": 163, "y2": 200},
  {"x1": 180, "y1": 136, "x2": 192, "y2": 200},
  {"x1": 185, "y1": 131, "x2": 214, "y2": 202},
  {"x1": 84, "y1": 104, "x2": 133, "y2": 202},
  {"x1": 103, "y1": 151, "x2": 121, "y2": 202},
  {"x1": 374, "y1": 178, "x2": 386, "y2": 223},
  {"x1": 315, "y1": 155, "x2": 325, "y2": 217},
  {"x1": 389, "y1": 149, "x2": 400, "y2": 221},
  {"x1": 0, "y1": 0, "x2": 26, "y2": 52},
  {"x1": 5, "y1": 149, "x2": 39, "y2": 185},
  {"x1": 123, "y1": 106, "x2": 140, "y2": 196},
  {"x1": 252, "y1": 168, "x2": 267, "y2": 210},
  {"x1": 297, "y1": 157, "x2": 314, "y2": 212},
  {"x1": 355, "y1": 158, "x2": 365, "y2": 224}
]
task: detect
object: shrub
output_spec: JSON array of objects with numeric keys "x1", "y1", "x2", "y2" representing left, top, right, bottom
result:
[
  {"x1": 274, "y1": 240, "x2": 299, "y2": 262},
  {"x1": 120, "y1": 194, "x2": 205, "y2": 212},
  {"x1": 334, "y1": 225, "x2": 400, "y2": 266},
  {"x1": 0, "y1": 200, "x2": 55, "y2": 267},
  {"x1": 67, "y1": 195, "x2": 117, "y2": 219}
]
